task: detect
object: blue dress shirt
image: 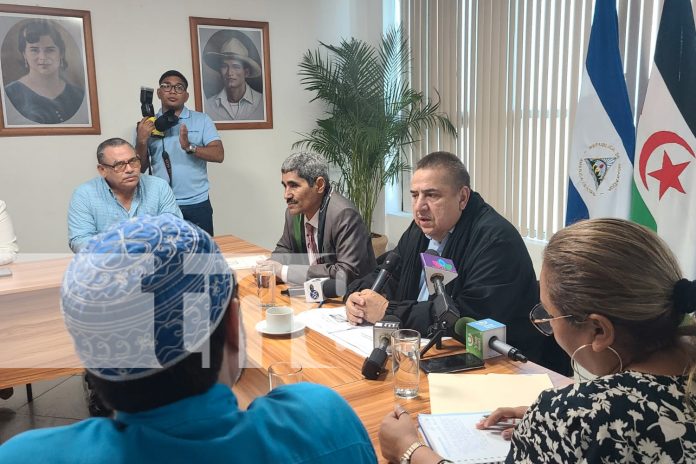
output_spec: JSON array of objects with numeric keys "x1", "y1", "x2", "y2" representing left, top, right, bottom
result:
[
  {"x1": 0, "y1": 383, "x2": 377, "y2": 464},
  {"x1": 68, "y1": 175, "x2": 181, "y2": 252}
]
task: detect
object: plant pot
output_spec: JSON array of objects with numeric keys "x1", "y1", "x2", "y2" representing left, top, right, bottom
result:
[{"x1": 371, "y1": 233, "x2": 388, "y2": 258}]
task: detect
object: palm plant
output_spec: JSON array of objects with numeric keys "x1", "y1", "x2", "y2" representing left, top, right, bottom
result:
[{"x1": 293, "y1": 27, "x2": 456, "y2": 233}]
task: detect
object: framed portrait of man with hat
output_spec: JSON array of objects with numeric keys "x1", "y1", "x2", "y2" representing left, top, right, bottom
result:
[{"x1": 189, "y1": 17, "x2": 272, "y2": 130}]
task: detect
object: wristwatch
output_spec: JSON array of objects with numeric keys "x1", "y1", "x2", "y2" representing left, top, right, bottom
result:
[
  {"x1": 400, "y1": 441, "x2": 427, "y2": 464},
  {"x1": 185, "y1": 144, "x2": 197, "y2": 154}
]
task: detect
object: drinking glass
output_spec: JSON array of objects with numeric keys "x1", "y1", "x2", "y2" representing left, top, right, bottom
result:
[
  {"x1": 391, "y1": 329, "x2": 421, "y2": 399},
  {"x1": 268, "y1": 361, "x2": 303, "y2": 390},
  {"x1": 256, "y1": 263, "x2": 276, "y2": 308}
]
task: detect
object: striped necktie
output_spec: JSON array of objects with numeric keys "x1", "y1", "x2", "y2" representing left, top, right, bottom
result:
[{"x1": 305, "y1": 222, "x2": 319, "y2": 265}]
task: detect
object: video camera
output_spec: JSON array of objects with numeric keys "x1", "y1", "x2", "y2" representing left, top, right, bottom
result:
[{"x1": 140, "y1": 86, "x2": 178, "y2": 138}]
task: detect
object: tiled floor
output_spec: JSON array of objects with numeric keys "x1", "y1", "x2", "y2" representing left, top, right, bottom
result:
[{"x1": 0, "y1": 375, "x2": 90, "y2": 444}]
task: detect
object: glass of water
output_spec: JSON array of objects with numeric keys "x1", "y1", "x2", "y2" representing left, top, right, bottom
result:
[
  {"x1": 391, "y1": 329, "x2": 421, "y2": 399},
  {"x1": 256, "y1": 263, "x2": 276, "y2": 308}
]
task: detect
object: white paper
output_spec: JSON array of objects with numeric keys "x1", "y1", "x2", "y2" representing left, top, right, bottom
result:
[
  {"x1": 297, "y1": 307, "x2": 375, "y2": 357},
  {"x1": 298, "y1": 307, "x2": 432, "y2": 358},
  {"x1": 419, "y1": 412, "x2": 509, "y2": 463},
  {"x1": 225, "y1": 255, "x2": 268, "y2": 270}
]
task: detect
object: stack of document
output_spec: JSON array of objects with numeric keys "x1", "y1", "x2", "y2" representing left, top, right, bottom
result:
[
  {"x1": 419, "y1": 412, "x2": 509, "y2": 463},
  {"x1": 428, "y1": 372, "x2": 553, "y2": 414},
  {"x1": 225, "y1": 254, "x2": 268, "y2": 270},
  {"x1": 297, "y1": 307, "x2": 374, "y2": 357},
  {"x1": 419, "y1": 373, "x2": 554, "y2": 463}
]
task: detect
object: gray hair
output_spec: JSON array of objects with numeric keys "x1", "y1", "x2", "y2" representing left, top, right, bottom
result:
[
  {"x1": 281, "y1": 152, "x2": 329, "y2": 187},
  {"x1": 96, "y1": 138, "x2": 135, "y2": 164}
]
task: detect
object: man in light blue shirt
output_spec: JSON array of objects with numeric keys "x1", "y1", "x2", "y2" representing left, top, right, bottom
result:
[
  {"x1": 0, "y1": 214, "x2": 377, "y2": 464},
  {"x1": 67, "y1": 137, "x2": 181, "y2": 252},
  {"x1": 136, "y1": 70, "x2": 224, "y2": 236}
]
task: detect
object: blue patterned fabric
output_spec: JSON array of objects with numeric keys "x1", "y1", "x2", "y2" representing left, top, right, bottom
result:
[{"x1": 61, "y1": 213, "x2": 233, "y2": 380}]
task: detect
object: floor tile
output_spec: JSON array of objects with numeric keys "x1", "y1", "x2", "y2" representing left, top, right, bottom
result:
[
  {"x1": 14, "y1": 375, "x2": 89, "y2": 420},
  {"x1": 0, "y1": 376, "x2": 71, "y2": 412}
]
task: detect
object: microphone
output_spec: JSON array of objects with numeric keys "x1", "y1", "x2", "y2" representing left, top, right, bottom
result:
[
  {"x1": 454, "y1": 317, "x2": 528, "y2": 363},
  {"x1": 362, "y1": 316, "x2": 401, "y2": 380},
  {"x1": 304, "y1": 270, "x2": 348, "y2": 302},
  {"x1": 420, "y1": 249, "x2": 457, "y2": 296},
  {"x1": 453, "y1": 316, "x2": 476, "y2": 345},
  {"x1": 489, "y1": 337, "x2": 527, "y2": 363},
  {"x1": 420, "y1": 250, "x2": 460, "y2": 330},
  {"x1": 304, "y1": 277, "x2": 329, "y2": 302},
  {"x1": 321, "y1": 277, "x2": 347, "y2": 299},
  {"x1": 370, "y1": 251, "x2": 401, "y2": 293}
]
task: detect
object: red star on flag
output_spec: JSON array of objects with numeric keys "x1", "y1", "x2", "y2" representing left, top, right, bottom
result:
[{"x1": 648, "y1": 150, "x2": 691, "y2": 199}]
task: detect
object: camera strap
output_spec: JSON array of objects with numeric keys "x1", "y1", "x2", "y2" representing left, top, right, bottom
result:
[{"x1": 161, "y1": 139, "x2": 173, "y2": 186}]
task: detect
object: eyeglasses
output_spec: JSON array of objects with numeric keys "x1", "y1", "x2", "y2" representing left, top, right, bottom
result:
[
  {"x1": 159, "y1": 83, "x2": 186, "y2": 94},
  {"x1": 529, "y1": 303, "x2": 577, "y2": 336},
  {"x1": 100, "y1": 156, "x2": 141, "y2": 173}
]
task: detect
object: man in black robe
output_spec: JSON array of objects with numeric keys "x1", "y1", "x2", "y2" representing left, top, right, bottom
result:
[{"x1": 345, "y1": 151, "x2": 546, "y2": 363}]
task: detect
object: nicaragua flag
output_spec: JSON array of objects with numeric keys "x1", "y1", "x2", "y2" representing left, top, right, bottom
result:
[
  {"x1": 632, "y1": 0, "x2": 696, "y2": 279},
  {"x1": 565, "y1": 0, "x2": 635, "y2": 225}
]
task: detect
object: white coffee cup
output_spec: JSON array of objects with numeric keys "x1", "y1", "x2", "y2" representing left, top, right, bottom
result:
[{"x1": 265, "y1": 306, "x2": 294, "y2": 333}]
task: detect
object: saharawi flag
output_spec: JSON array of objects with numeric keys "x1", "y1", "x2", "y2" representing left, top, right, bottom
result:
[
  {"x1": 632, "y1": 0, "x2": 696, "y2": 278},
  {"x1": 565, "y1": 0, "x2": 635, "y2": 225}
]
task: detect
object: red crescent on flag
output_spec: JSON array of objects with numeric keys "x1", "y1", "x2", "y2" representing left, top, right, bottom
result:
[{"x1": 639, "y1": 131, "x2": 696, "y2": 188}]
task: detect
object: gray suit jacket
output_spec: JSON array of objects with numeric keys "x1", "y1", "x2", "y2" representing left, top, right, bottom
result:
[{"x1": 271, "y1": 192, "x2": 376, "y2": 284}]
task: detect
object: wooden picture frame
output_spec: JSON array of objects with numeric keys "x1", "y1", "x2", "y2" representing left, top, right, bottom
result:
[
  {"x1": 190, "y1": 17, "x2": 272, "y2": 130},
  {"x1": 0, "y1": 4, "x2": 100, "y2": 136}
]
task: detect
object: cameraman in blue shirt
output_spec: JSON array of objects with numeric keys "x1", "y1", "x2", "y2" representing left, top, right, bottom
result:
[{"x1": 136, "y1": 70, "x2": 224, "y2": 236}]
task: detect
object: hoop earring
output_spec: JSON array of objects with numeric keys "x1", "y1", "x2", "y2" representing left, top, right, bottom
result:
[{"x1": 571, "y1": 344, "x2": 624, "y2": 381}]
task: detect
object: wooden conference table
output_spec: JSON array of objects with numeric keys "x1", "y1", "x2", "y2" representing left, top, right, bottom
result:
[{"x1": 0, "y1": 235, "x2": 570, "y2": 459}]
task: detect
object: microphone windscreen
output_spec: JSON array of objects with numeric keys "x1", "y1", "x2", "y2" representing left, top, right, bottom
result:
[
  {"x1": 382, "y1": 314, "x2": 401, "y2": 323},
  {"x1": 424, "y1": 249, "x2": 440, "y2": 257},
  {"x1": 381, "y1": 251, "x2": 401, "y2": 273},
  {"x1": 454, "y1": 317, "x2": 477, "y2": 338},
  {"x1": 321, "y1": 278, "x2": 346, "y2": 298}
]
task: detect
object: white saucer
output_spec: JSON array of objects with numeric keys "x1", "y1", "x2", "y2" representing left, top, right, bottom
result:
[{"x1": 255, "y1": 319, "x2": 306, "y2": 336}]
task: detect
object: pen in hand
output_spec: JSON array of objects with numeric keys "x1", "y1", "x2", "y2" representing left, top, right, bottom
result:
[{"x1": 478, "y1": 414, "x2": 519, "y2": 440}]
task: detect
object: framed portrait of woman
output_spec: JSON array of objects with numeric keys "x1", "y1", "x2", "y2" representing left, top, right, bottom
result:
[
  {"x1": 0, "y1": 5, "x2": 100, "y2": 136},
  {"x1": 189, "y1": 17, "x2": 272, "y2": 130}
]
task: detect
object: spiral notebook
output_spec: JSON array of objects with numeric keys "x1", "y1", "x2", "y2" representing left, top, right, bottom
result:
[{"x1": 418, "y1": 412, "x2": 509, "y2": 463}]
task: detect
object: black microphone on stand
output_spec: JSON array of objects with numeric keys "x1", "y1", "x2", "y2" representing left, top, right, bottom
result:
[
  {"x1": 419, "y1": 250, "x2": 460, "y2": 357},
  {"x1": 370, "y1": 251, "x2": 401, "y2": 293},
  {"x1": 362, "y1": 316, "x2": 401, "y2": 380}
]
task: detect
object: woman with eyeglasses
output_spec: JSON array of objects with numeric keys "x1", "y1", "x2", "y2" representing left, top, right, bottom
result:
[
  {"x1": 4, "y1": 20, "x2": 84, "y2": 124},
  {"x1": 379, "y1": 218, "x2": 696, "y2": 463}
]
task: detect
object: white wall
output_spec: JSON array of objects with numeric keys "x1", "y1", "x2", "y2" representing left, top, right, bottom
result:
[{"x1": 0, "y1": 0, "x2": 382, "y2": 252}]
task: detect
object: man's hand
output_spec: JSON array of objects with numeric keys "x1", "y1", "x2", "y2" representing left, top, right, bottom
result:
[
  {"x1": 179, "y1": 124, "x2": 190, "y2": 151},
  {"x1": 345, "y1": 289, "x2": 388, "y2": 325},
  {"x1": 136, "y1": 117, "x2": 154, "y2": 144}
]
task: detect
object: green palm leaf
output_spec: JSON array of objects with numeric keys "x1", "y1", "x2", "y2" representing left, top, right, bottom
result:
[{"x1": 294, "y1": 26, "x2": 457, "y2": 232}]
